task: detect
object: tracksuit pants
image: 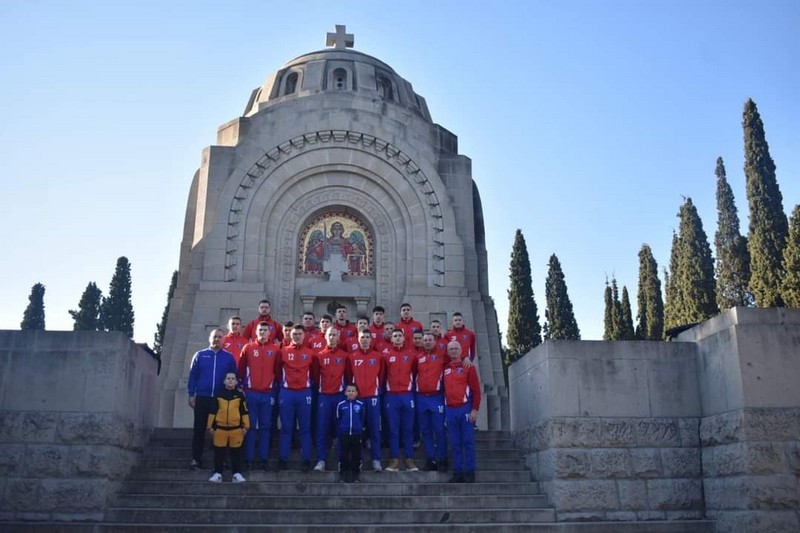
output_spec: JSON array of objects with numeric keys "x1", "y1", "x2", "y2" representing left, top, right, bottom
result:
[
  {"x1": 417, "y1": 392, "x2": 447, "y2": 462},
  {"x1": 446, "y1": 403, "x2": 476, "y2": 474},
  {"x1": 279, "y1": 388, "x2": 312, "y2": 461},
  {"x1": 243, "y1": 390, "x2": 274, "y2": 461},
  {"x1": 385, "y1": 392, "x2": 415, "y2": 459}
]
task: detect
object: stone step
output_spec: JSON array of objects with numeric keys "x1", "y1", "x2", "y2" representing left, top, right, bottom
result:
[
  {"x1": 144, "y1": 444, "x2": 523, "y2": 459},
  {"x1": 125, "y1": 468, "x2": 533, "y2": 483},
  {"x1": 119, "y1": 480, "x2": 542, "y2": 496},
  {"x1": 104, "y1": 507, "x2": 558, "y2": 525},
  {"x1": 138, "y1": 457, "x2": 526, "y2": 470},
  {"x1": 112, "y1": 493, "x2": 548, "y2": 510},
  {"x1": 0, "y1": 520, "x2": 716, "y2": 532}
]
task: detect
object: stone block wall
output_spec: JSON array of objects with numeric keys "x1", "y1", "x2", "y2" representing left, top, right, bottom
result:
[
  {"x1": 510, "y1": 340, "x2": 704, "y2": 522},
  {"x1": 509, "y1": 308, "x2": 800, "y2": 531},
  {"x1": 0, "y1": 331, "x2": 159, "y2": 522}
]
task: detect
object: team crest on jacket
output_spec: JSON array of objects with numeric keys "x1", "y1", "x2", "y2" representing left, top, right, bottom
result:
[
  {"x1": 335, "y1": 358, "x2": 343, "y2": 365},
  {"x1": 353, "y1": 404, "x2": 361, "y2": 412},
  {"x1": 369, "y1": 359, "x2": 377, "y2": 366},
  {"x1": 402, "y1": 356, "x2": 410, "y2": 362},
  {"x1": 301, "y1": 354, "x2": 309, "y2": 361}
]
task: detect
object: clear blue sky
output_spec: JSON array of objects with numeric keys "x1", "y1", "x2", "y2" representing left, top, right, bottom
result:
[{"x1": 1, "y1": 1, "x2": 798, "y2": 343}]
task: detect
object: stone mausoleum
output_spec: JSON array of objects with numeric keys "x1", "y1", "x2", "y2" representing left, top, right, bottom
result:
[{"x1": 156, "y1": 26, "x2": 506, "y2": 430}]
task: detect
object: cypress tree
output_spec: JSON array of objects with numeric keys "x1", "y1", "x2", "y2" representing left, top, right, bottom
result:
[
  {"x1": 20, "y1": 283, "x2": 46, "y2": 330},
  {"x1": 611, "y1": 277, "x2": 622, "y2": 338},
  {"x1": 619, "y1": 286, "x2": 635, "y2": 340},
  {"x1": 506, "y1": 229, "x2": 542, "y2": 362},
  {"x1": 543, "y1": 254, "x2": 580, "y2": 340},
  {"x1": 675, "y1": 198, "x2": 719, "y2": 324},
  {"x1": 781, "y1": 205, "x2": 800, "y2": 308},
  {"x1": 635, "y1": 244, "x2": 664, "y2": 340},
  {"x1": 69, "y1": 282, "x2": 103, "y2": 331},
  {"x1": 744, "y1": 99, "x2": 788, "y2": 307},
  {"x1": 154, "y1": 270, "x2": 178, "y2": 355},
  {"x1": 100, "y1": 256, "x2": 135, "y2": 338},
  {"x1": 603, "y1": 279, "x2": 615, "y2": 340},
  {"x1": 664, "y1": 232, "x2": 681, "y2": 332},
  {"x1": 714, "y1": 156, "x2": 753, "y2": 309}
]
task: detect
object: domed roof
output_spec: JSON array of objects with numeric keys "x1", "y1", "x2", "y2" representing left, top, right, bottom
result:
[{"x1": 243, "y1": 26, "x2": 431, "y2": 121}]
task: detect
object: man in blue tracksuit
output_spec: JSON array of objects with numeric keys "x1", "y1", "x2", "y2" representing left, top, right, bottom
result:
[
  {"x1": 187, "y1": 328, "x2": 238, "y2": 469},
  {"x1": 337, "y1": 383, "x2": 366, "y2": 483}
]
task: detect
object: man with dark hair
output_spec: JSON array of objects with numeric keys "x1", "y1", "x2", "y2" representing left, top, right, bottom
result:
[
  {"x1": 396, "y1": 303, "x2": 423, "y2": 349},
  {"x1": 222, "y1": 316, "x2": 248, "y2": 364},
  {"x1": 333, "y1": 304, "x2": 358, "y2": 352},
  {"x1": 384, "y1": 328, "x2": 418, "y2": 472},
  {"x1": 276, "y1": 325, "x2": 317, "y2": 471},
  {"x1": 347, "y1": 328, "x2": 385, "y2": 472},
  {"x1": 445, "y1": 312, "x2": 476, "y2": 362},
  {"x1": 243, "y1": 299, "x2": 283, "y2": 343},
  {"x1": 369, "y1": 306, "x2": 386, "y2": 342},
  {"x1": 313, "y1": 327, "x2": 348, "y2": 471}
]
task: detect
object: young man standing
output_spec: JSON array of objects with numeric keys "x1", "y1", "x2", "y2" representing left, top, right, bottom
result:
[
  {"x1": 222, "y1": 316, "x2": 248, "y2": 365},
  {"x1": 369, "y1": 306, "x2": 386, "y2": 342},
  {"x1": 443, "y1": 341, "x2": 481, "y2": 483},
  {"x1": 396, "y1": 303, "x2": 423, "y2": 349},
  {"x1": 276, "y1": 325, "x2": 317, "y2": 471},
  {"x1": 238, "y1": 322, "x2": 280, "y2": 470},
  {"x1": 302, "y1": 312, "x2": 325, "y2": 352},
  {"x1": 416, "y1": 332, "x2": 448, "y2": 472},
  {"x1": 445, "y1": 312, "x2": 477, "y2": 362},
  {"x1": 313, "y1": 327, "x2": 348, "y2": 471},
  {"x1": 384, "y1": 329, "x2": 418, "y2": 472},
  {"x1": 347, "y1": 328, "x2": 385, "y2": 472},
  {"x1": 243, "y1": 299, "x2": 283, "y2": 344},
  {"x1": 333, "y1": 305, "x2": 359, "y2": 352}
]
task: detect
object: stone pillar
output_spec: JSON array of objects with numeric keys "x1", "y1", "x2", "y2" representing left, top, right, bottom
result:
[{"x1": 678, "y1": 307, "x2": 800, "y2": 533}]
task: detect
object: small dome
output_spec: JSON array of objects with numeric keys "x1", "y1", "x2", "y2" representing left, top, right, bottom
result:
[{"x1": 243, "y1": 26, "x2": 431, "y2": 121}]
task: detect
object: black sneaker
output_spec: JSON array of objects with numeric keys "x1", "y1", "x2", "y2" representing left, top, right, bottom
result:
[
  {"x1": 448, "y1": 473, "x2": 464, "y2": 483},
  {"x1": 302, "y1": 460, "x2": 313, "y2": 472},
  {"x1": 424, "y1": 460, "x2": 438, "y2": 471},
  {"x1": 437, "y1": 459, "x2": 448, "y2": 472},
  {"x1": 464, "y1": 472, "x2": 476, "y2": 483},
  {"x1": 190, "y1": 460, "x2": 202, "y2": 470},
  {"x1": 277, "y1": 459, "x2": 287, "y2": 471}
]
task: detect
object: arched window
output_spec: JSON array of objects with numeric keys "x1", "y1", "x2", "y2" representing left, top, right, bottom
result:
[
  {"x1": 377, "y1": 75, "x2": 393, "y2": 101},
  {"x1": 285, "y1": 72, "x2": 298, "y2": 95}
]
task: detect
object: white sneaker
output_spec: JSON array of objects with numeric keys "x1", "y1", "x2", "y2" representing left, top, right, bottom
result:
[
  {"x1": 313, "y1": 460, "x2": 326, "y2": 472},
  {"x1": 372, "y1": 460, "x2": 382, "y2": 472},
  {"x1": 208, "y1": 472, "x2": 222, "y2": 483},
  {"x1": 232, "y1": 472, "x2": 246, "y2": 483}
]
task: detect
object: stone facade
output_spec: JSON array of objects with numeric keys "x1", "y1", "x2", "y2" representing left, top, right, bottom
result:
[
  {"x1": 0, "y1": 331, "x2": 158, "y2": 522},
  {"x1": 157, "y1": 30, "x2": 505, "y2": 429},
  {"x1": 509, "y1": 307, "x2": 800, "y2": 531}
]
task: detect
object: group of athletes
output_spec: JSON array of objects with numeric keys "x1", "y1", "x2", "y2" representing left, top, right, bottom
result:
[{"x1": 187, "y1": 300, "x2": 482, "y2": 484}]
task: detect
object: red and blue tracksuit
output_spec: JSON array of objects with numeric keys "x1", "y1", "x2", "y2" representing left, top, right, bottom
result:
[
  {"x1": 385, "y1": 346, "x2": 417, "y2": 459},
  {"x1": 276, "y1": 343, "x2": 317, "y2": 461},
  {"x1": 315, "y1": 346, "x2": 348, "y2": 461},
  {"x1": 347, "y1": 348, "x2": 385, "y2": 461},
  {"x1": 445, "y1": 326, "x2": 477, "y2": 361},
  {"x1": 443, "y1": 361, "x2": 482, "y2": 475},
  {"x1": 416, "y1": 348, "x2": 447, "y2": 463},
  {"x1": 238, "y1": 340, "x2": 280, "y2": 462}
]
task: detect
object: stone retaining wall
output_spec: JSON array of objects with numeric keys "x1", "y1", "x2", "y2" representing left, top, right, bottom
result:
[
  {"x1": 0, "y1": 331, "x2": 159, "y2": 522},
  {"x1": 509, "y1": 308, "x2": 800, "y2": 531}
]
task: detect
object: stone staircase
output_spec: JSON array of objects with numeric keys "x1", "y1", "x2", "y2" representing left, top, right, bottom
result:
[{"x1": 3, "y1": 428, "x2": 715, "y2": 532}]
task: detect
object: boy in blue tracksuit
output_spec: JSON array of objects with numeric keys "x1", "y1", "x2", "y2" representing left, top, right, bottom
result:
[{"x1": 337, "y1": 383, "x2": 366, "y2": 483}]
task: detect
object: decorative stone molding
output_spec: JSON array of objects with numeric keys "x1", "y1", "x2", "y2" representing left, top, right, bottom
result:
[{"x1": 224, "y1": 131, "x2": 445, "y2": 284}]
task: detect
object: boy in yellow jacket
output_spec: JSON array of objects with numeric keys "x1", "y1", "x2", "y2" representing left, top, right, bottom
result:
[{"x1": 207, "y1": 372, "x2": 251, "y2": 482}]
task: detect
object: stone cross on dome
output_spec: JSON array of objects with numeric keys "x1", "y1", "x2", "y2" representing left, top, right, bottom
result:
[{"x1": 326, "y1": 25, "x2": 354, "y2": 49}]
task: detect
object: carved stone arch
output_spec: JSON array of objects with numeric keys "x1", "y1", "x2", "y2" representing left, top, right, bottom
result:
[{"x1": 223, "y1": 131, "x2": 449, "y2": 285}]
